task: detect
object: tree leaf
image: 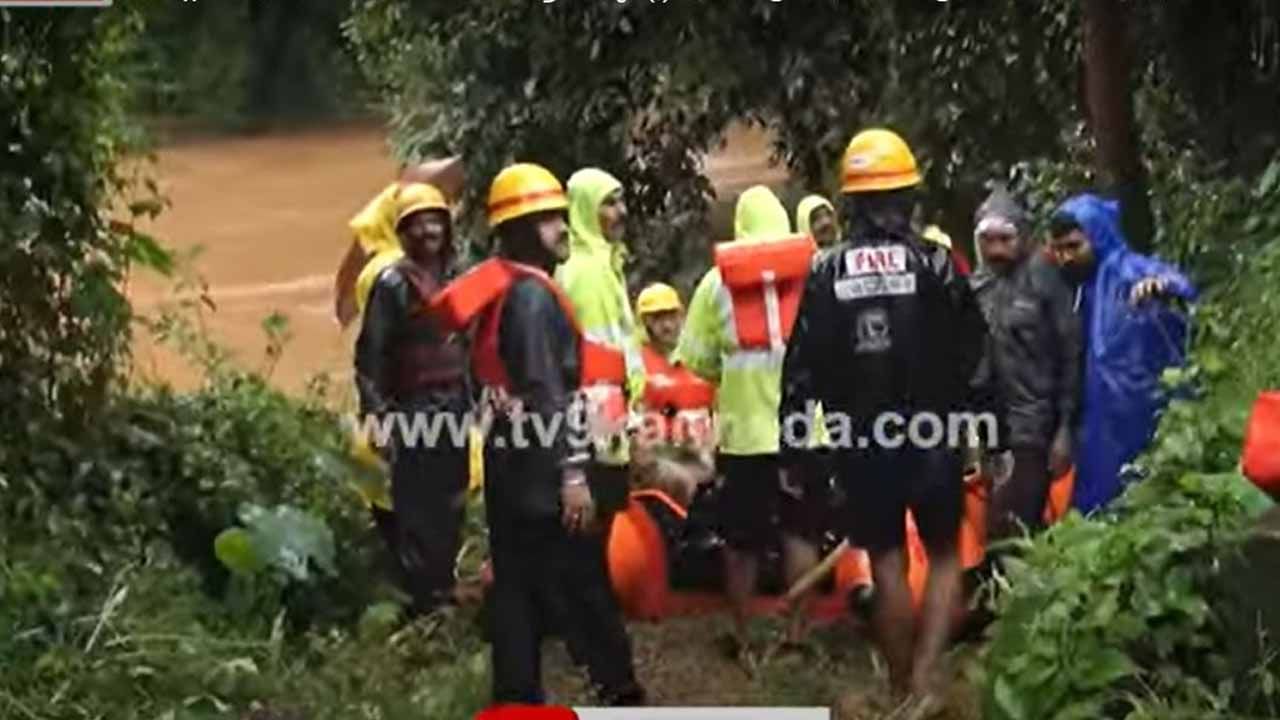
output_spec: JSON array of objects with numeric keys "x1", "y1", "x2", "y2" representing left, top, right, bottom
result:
[
  {"x1": 213, "y1": 528, "x2": 264, "y2": 576},
  {"x1": 1077, "y1": 648, "x2": 1137, "y2": 690},
  {"x1": 994, "y1": 675, "x2": 1029, "y2": 720}
]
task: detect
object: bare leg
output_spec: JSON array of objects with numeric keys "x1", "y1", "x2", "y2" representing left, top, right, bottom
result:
[
  {"x1": 781, "y1": 533, "x2": 820, "y2": 643},
  {"x1": 724, "y1": 547, "x2": 759, "y2": 646},
  {"x1": 869, "y1": 547, "x2": 916, "y2": 700},
  {"x1": 911, "y1": 540, "x2": 962, "y2": 697}
]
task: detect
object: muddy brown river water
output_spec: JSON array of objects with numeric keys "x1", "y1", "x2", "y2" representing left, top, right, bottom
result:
[{"x1": 126, "y1": 122, "x2": 785, "y2": 395}]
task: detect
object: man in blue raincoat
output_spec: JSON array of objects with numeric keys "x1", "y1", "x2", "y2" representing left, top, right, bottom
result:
[{"x1": 1047, "y1": 194, "x2": 1197, "y2": 513}]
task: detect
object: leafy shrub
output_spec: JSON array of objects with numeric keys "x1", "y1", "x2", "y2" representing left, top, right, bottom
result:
[
  {"x1": 978, "y1": 472, "x2": 1270, "y2": 720},
  {"x1": 978, "y1": 158, "x2": 1280, "y2": 719}
]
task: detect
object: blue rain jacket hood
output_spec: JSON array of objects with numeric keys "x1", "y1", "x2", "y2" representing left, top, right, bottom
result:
[{"x1": 1057, "y1": 194, "x2": 1197, "y2": 513}]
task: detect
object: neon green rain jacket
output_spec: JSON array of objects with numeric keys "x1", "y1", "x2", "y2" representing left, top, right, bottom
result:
[
  {"x1": 674, "y1": 185, "x2": 801, "y2": 456},
  {"x1": 556, "y1": 168, "x2": 646, "y2": 466},
  {"x1": 793, "y1": 194, "x2": 838, "y2": 447},
  {"x1": 796, "y1": 194, "x2": 839, "y2": 244}
]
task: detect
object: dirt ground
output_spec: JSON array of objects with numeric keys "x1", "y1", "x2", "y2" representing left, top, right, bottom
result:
[
  {"x1": 540, "y1": 615, "x2": 981, "y2": 719},
  {"x1": 126, "y1": 122, "x2": 787, "y2": 396}
]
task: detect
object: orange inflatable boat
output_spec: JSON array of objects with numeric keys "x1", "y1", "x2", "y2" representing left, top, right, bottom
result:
[
  {"x1": 607, "y1": 467, "x2": 1076, "y2": 624},
  {"x1": 476, "y1": 467, "x2": 1075, "y2": 625}
]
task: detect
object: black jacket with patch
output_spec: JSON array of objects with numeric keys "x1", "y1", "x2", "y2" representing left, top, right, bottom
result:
[{"x1": 779, "y1": 231, "x2": 987, "y2": 458}]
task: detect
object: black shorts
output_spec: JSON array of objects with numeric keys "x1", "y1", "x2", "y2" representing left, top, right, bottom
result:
[
  {"x1": 834, "y1": 446, "x2": 964, "y2": 555},
  {"x1": 716, "y1": 453, "x2": 831, "y2": 552}
]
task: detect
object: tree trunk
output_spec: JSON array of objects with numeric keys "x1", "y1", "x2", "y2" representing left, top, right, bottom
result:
[{"x1": 1081, "y1": 0, "x2": 1154, "y2": 252}]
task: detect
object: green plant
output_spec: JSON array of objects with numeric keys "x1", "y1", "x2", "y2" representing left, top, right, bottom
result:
[{"x1": 978, "y1": 156, "x2": 1280, "y2": 720}]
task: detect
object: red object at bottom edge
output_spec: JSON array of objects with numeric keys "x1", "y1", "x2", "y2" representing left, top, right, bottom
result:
[{"x1": 474, "y1": 704, "x2": 578, "y2": 720}]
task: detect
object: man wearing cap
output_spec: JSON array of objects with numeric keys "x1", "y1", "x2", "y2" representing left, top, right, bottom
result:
[
  {"x1": 969, "y1": 186, "x2": 1081, "y2": 541},
  {"x1": 354, "y1": 182, "x2": 469, "y2": 616},
  {"x1": 780, "y1": 129, "x2": 986, "y2": 708},
  {"x1": 336, "y1": 157, "x2": 465, "y2": 328},
  {"x1": 472, "y1": 163, "x2": 644, "y2": 707}
]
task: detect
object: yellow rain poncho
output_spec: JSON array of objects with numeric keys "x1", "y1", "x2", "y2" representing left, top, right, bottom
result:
[
  {"x1": 556, "y1": 168, "x2": 647, "y2": 467},
  {"x1": 675, "y1": 186, "x2": 794, "y2": 455}
]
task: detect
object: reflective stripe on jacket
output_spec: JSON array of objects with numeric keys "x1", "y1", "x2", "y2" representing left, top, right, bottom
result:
[
  {"x1": 675, "y1": 186, "x2": 808, "y2": 455},
  {"x1": 556, "y1": 169, "x2": 645, "y2": 464}
]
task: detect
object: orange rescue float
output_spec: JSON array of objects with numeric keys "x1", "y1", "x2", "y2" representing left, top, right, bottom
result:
[
  {"x1": 428, "y1": 257, "x2": 628, "y2": 395},
  {"x1": 714, "y1": 233, "x2": 816, "y2": 350},
  {"x1": 1243, "y1": 391, "x2": 1280, "y2": 499},
  {"x1": 640, "y1": 346, "x2": 716, "y2": 446}
]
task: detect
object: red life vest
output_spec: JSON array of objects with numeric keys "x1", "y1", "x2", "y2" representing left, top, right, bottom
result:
[
  {"x1": 713, "y1": 234, "x2": 816, "y2": 350},
  {"x1": 640, "y1": 345, "x2": 715, "y2": 445},
  {"x1": 428, "y1": 258, "x2": 627, "y2": 393},
  {"x1": 1243, "y1": 391, "x2": 1280, "y2": 499}
]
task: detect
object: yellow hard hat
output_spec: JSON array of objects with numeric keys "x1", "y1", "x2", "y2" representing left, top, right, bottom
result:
[
  {"x1": 486, "y1": 163, "x2": 569, "y2": 228},
  {"x1": 840, "y1": 128, "x2": 922, "y2": 194},
  {"x1": 922, "y1": 224, "x2": 952, "y2": 249},
  {"x1": 394, "y1": 182, "x2": 449, "y2": 229},
  {"x1": 636, "y1": 282, "x2": 683, "y2": 316}
]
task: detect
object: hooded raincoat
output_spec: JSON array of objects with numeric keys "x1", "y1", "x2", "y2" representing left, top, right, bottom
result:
[
  {"x1": 1055, "y1": 194, "x2": 1196, "y2": 513},
  {"x1": 675, "y1": 186, "x2": 797, "y2": 455},
  {"x1": 968, "y1": 188, "x2": 1080, "y2": 450},
  {"x1": 796, "y1": 195, "x2": 838, "y2": 245},
  {"x1": 349, "y1": 182, "x2": 403, "y2": 257},
  {"x1": 556, "y1": 169, "x2": 646, "y2": 466}
]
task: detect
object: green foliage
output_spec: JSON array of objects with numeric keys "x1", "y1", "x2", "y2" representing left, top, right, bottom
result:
[
  {"x1": 979, "y1": 158, "x2": 1280, "y2": 719},
  {"x1": 216, "y1": 504, "x2": 338, "y2": 584},
  {"x1": 127, "y1": 0, "x2": 368, "y2": 130},
  {"x1": 978, "y1": 472, "x2": 1266, "y2": 720},
  {"x1": 346, "y1": 0, "x2": 1280, "y2": 281},
  {"x1": 1, "y1": 9, "x2": 167, "y2": 429},
  {"x1": 0, "y1": 551, "x2": 490, "y2": 720}
]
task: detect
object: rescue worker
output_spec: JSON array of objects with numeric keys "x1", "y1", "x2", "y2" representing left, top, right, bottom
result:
[
  {"x1": 923, "y1": 224, "x2": 973, "y2": 277},
  {"x1": 796, "y1": 194, "x2": 840, "y2": 247},
  {"x1": 779, "y1": 129, "x2": 986, "y2": 708},
  {"x1": 475, "y1": 163, "x2": 644, "y2": 706},
  {"x1": 1047, "y1": 194, "x2": 1196, "y2": 513},
  {"x1": 556, "y1": 168, "x2": 646, "y2": 538},
  {"x1": 675, "y1": 185, "x2": 822, "y2": 656},
  {"x1": 969, "y1": 187, "x2": 1081, "y2": 541},
  {"x1": 636, "y1": 282, "x2": 684, "y2": 361},
  {"x1": 335, "y1": 157, "x2": 465, "y2": 328},
  {"x1": 354, "y1": 182, "x2": 469, "y2": 616},
  {"x1": 632, "y1": 283, "x2": 716, "y2": 500}
]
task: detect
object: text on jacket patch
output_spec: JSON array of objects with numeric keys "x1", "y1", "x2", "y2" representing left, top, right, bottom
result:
[{"x1": 845, "y1": 246, "x2": 907, "y2": 275}]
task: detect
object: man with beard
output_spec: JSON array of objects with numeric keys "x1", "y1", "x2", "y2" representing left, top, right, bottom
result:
[
  {"x1": 556, "y1": 168, "x2": 647, "y2": 540},
  {"x1": 354, "y1": 182, "x2": 469, "y2": 616},
  {"x1": 469, "y1": 163, "x2": 644, "y2": 707},
  {"x1": 1047, "y1": 194, "x2": 1196, "y2": 513},
  {"x1": 968, "y1": 186, "x2": 1081, "y2": 540}
]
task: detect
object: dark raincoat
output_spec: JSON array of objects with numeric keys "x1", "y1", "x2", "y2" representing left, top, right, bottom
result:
[{"x1": 1057, "y1": 195, "x2": 1196, "y2": 513}]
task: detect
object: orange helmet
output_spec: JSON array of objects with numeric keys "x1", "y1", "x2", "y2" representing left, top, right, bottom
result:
[
  {"x1": 840, "y1": 128, "x2": 922, "y2": 194},
  {"x1": 394, "y1": 182, "x2": 449, "y2": 229},
  {"x1": 486, "y1": 163, "x2": 569, "y2": 228}
]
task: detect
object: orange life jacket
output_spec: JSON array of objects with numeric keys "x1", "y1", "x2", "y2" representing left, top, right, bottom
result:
[
  {"x1": 428, "y1": 258, "x2": 627, "y2": 401},
  {"x1": 713, "y1": 234, "x2": 816, "y2": 350},
  {"x1": 640, "y1": 345, "x2": 715, "y2": 445},
  {"x1": 1243, "y1": 391, "x2": 1280, "y2": 499}
]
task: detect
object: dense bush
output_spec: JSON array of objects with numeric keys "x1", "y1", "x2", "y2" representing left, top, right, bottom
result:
[
  {"x1": 977, "y1": 159, "x2": 1280, "y2": 719},
  {"x1": 0, "y1": 330, "x2": 492, "y2": 719}
]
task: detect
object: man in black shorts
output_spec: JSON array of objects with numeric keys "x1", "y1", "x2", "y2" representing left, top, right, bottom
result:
[
  {"x1": 779, "y1": 129, "x2": 986, "y2": 706},
  {"x1": 674, "y1": 185, "x2": 822, "y2": 656}
]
